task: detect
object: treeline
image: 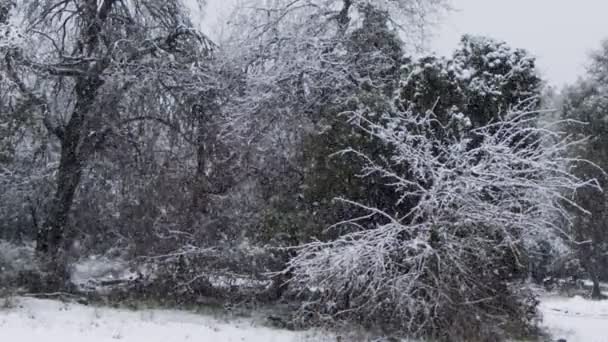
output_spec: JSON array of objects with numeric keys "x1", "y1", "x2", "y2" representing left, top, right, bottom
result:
[{"x1": 1, "y1": 0, "x2": 608, "y2": 341}]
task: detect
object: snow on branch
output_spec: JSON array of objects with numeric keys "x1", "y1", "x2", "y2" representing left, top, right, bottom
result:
[{"x1": 287, "y1": 108, "x2": 599, "y2": 337}]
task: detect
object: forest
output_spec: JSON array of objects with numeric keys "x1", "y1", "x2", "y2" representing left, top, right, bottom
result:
[{"x1": 1, "y1": 0, "x2": 608, "y2": 341}]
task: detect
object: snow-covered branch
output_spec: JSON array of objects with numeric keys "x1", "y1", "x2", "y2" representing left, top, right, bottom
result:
[{"x1": 287, "y1": 108, "x2": 598, "y2": 337}]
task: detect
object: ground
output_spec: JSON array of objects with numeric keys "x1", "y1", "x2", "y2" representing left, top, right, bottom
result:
[
  {"x1": 0, "y1": 295, "x2": 606, "y2": 341},
  {"x1": 0, "y1": 297, "x2": 331, "y2": 342},
  {"x1": 540, "y1": 295, "x2": 608, "y2": 342}
]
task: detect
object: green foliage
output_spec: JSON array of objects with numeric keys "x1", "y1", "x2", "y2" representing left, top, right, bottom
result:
[
  {"x1": 300, "y1": 35, "x2": 540, "y2": 241},
  {"x1": 260, "y1": 34, "x2": 545, "y2": 252},
  {"x1": 401, "y1": 35, "x2": 542, "y2": 126},
  {"x1": 561, "y1": 40, "x2": 608, "y2": 285},
  {"x1": 258, "y1": 6, "x2": 406, "y2": 245}
]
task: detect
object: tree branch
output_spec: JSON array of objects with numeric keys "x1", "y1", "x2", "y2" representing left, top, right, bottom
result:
[{"x1": 4, "y1": 51, "x2": 65, "y2": 139}]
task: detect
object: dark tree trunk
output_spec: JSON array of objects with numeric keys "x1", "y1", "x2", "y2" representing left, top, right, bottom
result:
[
  {"x1": 190, "y1": 96, "x2": 221, "y2": 216},
  {"x1": 36, "y1": 78, "x2": 103, "y2": 260},
  {"x1": 191, "y1": 136, "x2": 210, "y2": 214},
  {"x1": 337, "y1": 0, "x2": 352, "y2": 29},
  {"x1": 591, "y1": 273, "x2": 602, "y2": 300},
  {"x1": 36, "y1": 142, "x2": 83, "y2": 255},
  {"x1": 34, "y1": 0, "x2": 114, "y2": 261}
]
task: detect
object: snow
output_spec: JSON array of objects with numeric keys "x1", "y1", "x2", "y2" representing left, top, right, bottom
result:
[
  {"x1": 2, "y1": 295, "x2": 608, "y2": 342},
  {"x1": 70, "y1": 256, "x2": 139, "y2": 293},
  {"x1": 0, "y1": 297, "x2": 330, "y2": 342},
  {"x1": 539, "y1": 295, "x2": 608, "y2": 342},
  {"x1": 69, "y1": 254, "x2": 270, "y2": 294}
]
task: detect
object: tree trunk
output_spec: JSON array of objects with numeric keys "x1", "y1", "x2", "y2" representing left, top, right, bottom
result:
[
  {"x1": 591, "y1": 273, "x2": 602, "y2": 300},
  {"x1": 36, "y1": 78, "x2": 102, "y2": 259},
  {"x1": 36, "y1": 144, "x2": 83, "y2": 255},
  {"x1": 191, "y1": 139, "x2": 210, "y2": 214},
  {"x1": 190, "y1": 99, "x2": 219, "y2": 216}
]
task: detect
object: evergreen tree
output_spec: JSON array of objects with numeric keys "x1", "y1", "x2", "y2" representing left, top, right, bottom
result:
[
  {"x1": 561, "y1": 41, "x2": 608, "y2": 298},
  {"x1": 401, "y1": 35, "x2": 542, "y2": 126}
]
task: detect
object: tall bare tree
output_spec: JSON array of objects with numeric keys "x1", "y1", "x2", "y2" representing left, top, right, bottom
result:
[{"x1": 3, "y1": 0, "x2": 213, "y2": 267}]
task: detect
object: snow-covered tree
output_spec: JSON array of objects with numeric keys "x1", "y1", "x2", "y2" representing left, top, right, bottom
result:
[
  {"x1": 252, "y1": 3, "x2": 409, "y2": 243},
  {"x1": 401, "y1": 35, "x2": 542, "y2": 127},
  {"x1": 2, "y1": 0, "x2": 215, "y2": 269},
  {"x1": 287, "y1": 107, "x2": 596, "y2": 340},
  {"x1": 0, "y1": 0, "x2": 55, "y2": 242},
  {"x1": 216, "y1": 0, "x2": 448, "y2": 245},
  {"x1": 561, "y1": 39, "x2": 608, "y2": 299},
  {"x1": 222, "y1": 0, "x2": 448, "y2": 147},
  {"x1": 274, "y1": 35, "x2": 544, "y2": 259}
]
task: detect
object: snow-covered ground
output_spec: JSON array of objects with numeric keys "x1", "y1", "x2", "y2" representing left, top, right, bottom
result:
[
  {"x1": 0, "y1": 297, "x2": 331, "y2": 342},
  {"x1": 1, "y1": 295, "x2": 607, "y2": 342},
  {"x1": 540, "y1": 295, "x2": 608, "y2": 342}
]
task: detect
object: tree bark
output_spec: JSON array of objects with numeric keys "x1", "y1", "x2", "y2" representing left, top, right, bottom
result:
[
  {"x1": 591, "y1": 273, "x2": 603, "y2": 300},
  {"x1": 36, "y1": 142, "x2": 83, "y2": 255},
  {"x1": 191, "y1": 139, "x2": 210, "y2": 214},
  {"x1": 337, "y1": 0, "x2": 352, "y2": 29},
  {"x1": 35, "y1": 0, "x2": 115, "y2": 260},
  {"x1": 191, "y1": 103, "x2": 211, "y2": 215},
  {"x1": 190, "y1": 96, "x2": 221, "y2": 215},
  {"x1": 36, "y1": 77, "x2": 103, "y2": 259}
]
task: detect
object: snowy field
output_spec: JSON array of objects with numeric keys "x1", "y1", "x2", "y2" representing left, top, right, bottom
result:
[
  {"x1": 0, "y1": 296, "x2": 607, "y2": 341},
  {"x1": 540, "y1": 296, "x2": 608, "y2": 342},
  {"x1": 0, "y1": 297, "x2": 332, "y2": 342}
]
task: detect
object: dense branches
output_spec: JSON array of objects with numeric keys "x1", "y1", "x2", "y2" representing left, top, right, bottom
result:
[
  {"x1": 288, "y1": 109, "x2": 596, "y2": 339},
  {"x1": 561, "y1": 40, "x2": 608, "y2": 299},
  {"x1": 1, "y1": 1, "x2": 604, "y2": 341}
]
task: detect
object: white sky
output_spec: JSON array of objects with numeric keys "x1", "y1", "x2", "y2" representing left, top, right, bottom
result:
[
  {"x1": 432, "y1": 0, "x2": 607, "y2": 87},
  {"x1": 201, "y1": 0, "x2": 608, "y2": 87}
]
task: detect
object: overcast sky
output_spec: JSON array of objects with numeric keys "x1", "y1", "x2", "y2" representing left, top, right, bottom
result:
[
  {"x1": 202, "y1": 0, "x2": 607, "y2": 87},
  {"x1": 432, "y1": 0, "x2": 607, "y2": 87}
]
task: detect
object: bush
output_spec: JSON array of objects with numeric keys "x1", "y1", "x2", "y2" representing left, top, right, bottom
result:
[
  {"x1": 287, "y1": 110, "x2": 594, "y2": 341},
  {"x1": 0, "y1": 240, "x2": 42, "y2": 293}
]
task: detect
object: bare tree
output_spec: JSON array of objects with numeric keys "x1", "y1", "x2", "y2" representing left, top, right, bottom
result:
[
  {"x1": 222, "y1": 0, "x2": 448, "y2": 145},
  {"x1": 3, "y1": 0, "x2": 213, "y2": 270}
]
